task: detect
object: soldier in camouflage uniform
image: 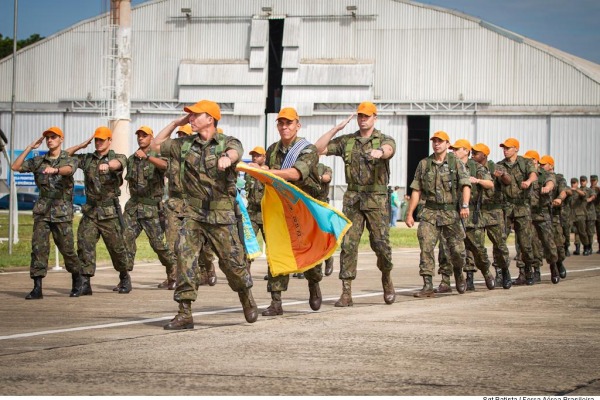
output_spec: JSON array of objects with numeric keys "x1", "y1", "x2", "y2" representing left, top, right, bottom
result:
[
  {"x1": 540, "y1": 155, "x2": 568, "y2": 279},
  {"x1": 570, "y1": 177, "x2": 590, "y2": 256},
  {"x1": 495, "y1": 138, "x2": 538, "y2": 286},
  {"x1": 561, "y1": 179, "x2": 574, "y2": 256},
  {"x1": 522, "y1": 151, "x2": 560, "y2": 284},
  {"x1": 120, "y1": 125, "x2": 177, "y2": 290},
  {"x1": 66, "y1": 126, "x2": 133, "y2": 295},
  {"x1": 151, "y1": 100, "x2": 257, "y2": 329},
  {"x1": 581, "y1": 175, "x2": 597, "y2": 255},
  {"x1": 11, "y1": 127, "x2": 82, "y2": 299},
  {"x1": 245, "y1": 146, "x2": 267, "y2": 278},
  {"x1": 590, "y1": 175, "x2": 600, "y2": 254},
  {"x1": 315, "y1": 102, "x2": 396, "y2": 307},
  {"x1": 162, "y1": 124, "x2": 217, "y2": 290},
  {"x1": 257, "y1": 107, "x2": 324, "y2": 316},
  {"x1": 317, "y1": 161, "x2": 335, "y2": 276},
  {"x1": 404, "y1": 131, "x2": 471, "y2": 298},
  {"x1": 437, "y1": 140, "x2": 498, "y2": 292}
]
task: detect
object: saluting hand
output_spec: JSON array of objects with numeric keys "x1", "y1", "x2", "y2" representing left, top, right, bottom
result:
[{"x1": 29, "y1": 136, "x2": 45, "y2": 150}]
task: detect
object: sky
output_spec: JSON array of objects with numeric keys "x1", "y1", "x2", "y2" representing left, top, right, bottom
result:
[{"x1": 0, "y1": 0, "x2": 599, "y2": 65}]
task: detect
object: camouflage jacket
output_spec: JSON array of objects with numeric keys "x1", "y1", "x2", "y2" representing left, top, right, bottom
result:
[
  {"x1": 496, "y1": 155, "x2": 536, "y2": 218},
  {"x1": 75, "y1": 151, "x2": 126, "y2": 220},
  {"x1": 584, "y1": 187, "x2": 597, "y2": 221},
  {"x1": 20, "y1": 150, "x2": 78, "y2": 223},
  {"x1": 327, "y1": 129, "x2": 395, "y2": 210},
  {"x1": 244, "y1": 172, "x2": 264, "y2": 223},
  {"x1": 410, "y1": 152, "x2": 471, "y2": 226},
  {"x1": 124, "y1": 151, "x2": 166, "y2": 219},
  {"x1": 161, "y1": 133, "x2": 242, "y2": 225},
  {"x1": 464, "y1": 158, "x2": 492, "y2": 229},
  {"x1": 266, "y1": 136, "x2": 321, "y2": 199},
  {"x1": 316, "y1": 162, "x2": 333, "y2": 202},
  {"x1": 529, "y1": 167, "x2": 556, "y2": 221}
]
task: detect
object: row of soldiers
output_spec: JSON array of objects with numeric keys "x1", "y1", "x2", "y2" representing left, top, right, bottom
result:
[
  {"x1": 405, "y1": 133, "x2": 598, "y2": 298},
  {"x1": 11, "y1": 100, "x2": 399, "y2": 329}
]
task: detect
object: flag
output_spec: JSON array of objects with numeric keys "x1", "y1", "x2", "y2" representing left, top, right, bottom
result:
[
  {"x1": 236, "y1": 162, "x2": 351, "y2": 277},
  {"x1": 236, "y1": 191, "x2": 262, "y2": 260}
]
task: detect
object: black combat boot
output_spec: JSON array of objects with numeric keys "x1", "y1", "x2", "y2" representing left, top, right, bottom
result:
[
  {"x1": 70, "y1": 272, "x2": 82, "y2": 297},
  {"x1": 308, "y1": 282, "x2": 323, "y2": 310},
  {"x1": 118, "y1": 271, "x2": 132, "y2": 294},
  {"x1": 512, "y1": 268, "x2": 527, "y2": 285},
  {"x1": 524, "y1": 265, "x2": 534, "y2": 286},
  {"x1": 25, "y1": 276, "x2": 43, "y2": 300},
  {"x1": 494, "y1": 267, "x2": 503, "y2": 288},
  {"x1": 549, "y1": 263, "x2": 560, "y2": 284},
  {"x1": 454, "y1": 270, "x2": 467, "y2": 294},
  {"x1": 501, "y1": 268, "x2": 512, "y2": 289},
  {"x1": 466, "y1": 271, "x2": 475, "y2": 291},
  {"x1": 533, "y1": 267, "x2": 541, "y2": 283},
  {"x1": 557, "y1": 261, "x2": 567, "y2": 279},
  {"x1": 483, "y1": 270, "x2": 496, "y2": 290},
  {"x1": 324, "y1": 258, "x2": 334, "y2": 276},
  {"x1": 573, "y1": 244, "x2": 581, "y2": 255},
  {"x1": 583, "y1": 245, "x2": 592, "y2": 256},
  {"x1": 434, "y1": 274, "x2": 452, "y2": 294},
  {"x1": 565, "y1": 244, "x2": 570, "y2": 257},
  {"x1": 80, "y1": 275, "x2": 93, "y2": 296}
]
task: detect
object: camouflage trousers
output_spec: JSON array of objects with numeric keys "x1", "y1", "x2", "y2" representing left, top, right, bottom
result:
[
  {"x1": 77, "y1": 215, "x2": 132, "y2": 276},
  {"x1": 572, "y1": 217, "x2": 590, "y2": 246},
  {"x1": 123, "y1": 210, "x2": 176, "y2": 275},
  {"x1": 531, "y1": 215, "x2": 559, "y2": 264},
  {"x1": 339, "y1": 204, "x2": 393, "y2": 280},
  {"x1": 552, "y1": 216, "x2": 566, "y2": 263},
  {"x1": 30, "y1": 219, "x2": 81, "y2": 278},
  {"x1": 439, "y1": 227, "x2": 490, "y2": 276},
  {"x1": 173, "y1": 218, "x2": 252, "y2": 302},
  {"x1": 164, "y1": 205, "x2": 215, "y2": 278},
  {"x1": 586, "y1": 219, "x2": 596, "y2": 247},
  {"x1": 506, "y1": 214, "x2": 535, "y2": 270},
  {"x1": 561, "y1": 209, "x2": 572, "y2": 248},
  {"x1": 516, "y1": 228, "x2": 543, "y2": 269},
  {"x1": 484, "y1": 213, "x2": 511, "y2": 271},
  {"x1": 418, "y1": 219, "x2": 466, "y2": 277},
  {"x1": 266, "y1": 263, "x2": 323, "y2": 292}
]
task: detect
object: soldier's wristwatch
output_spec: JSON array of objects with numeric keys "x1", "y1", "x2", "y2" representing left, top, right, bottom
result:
[{"x1": 461, "y1": 203, "x2": 469, "y2": 209}]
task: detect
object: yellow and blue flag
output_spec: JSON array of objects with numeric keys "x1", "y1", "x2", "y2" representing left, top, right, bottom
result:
[{"x1": 237, "y1": 162, "x2": 351, "y2": 277}]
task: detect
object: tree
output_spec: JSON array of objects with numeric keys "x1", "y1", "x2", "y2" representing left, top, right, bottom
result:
[{"x1": 0, "y1": 33, "x2": 44, "y2": 60}]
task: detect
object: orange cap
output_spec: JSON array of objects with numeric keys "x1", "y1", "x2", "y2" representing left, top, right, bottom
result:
[
  {"x1": 523, "y1": 150, "x2": 540, "y2": 161},
  {"x1": 277, "y1": 107, "x2": 299, "y2": 121},
  {"x1": 357, "y1": 101, "x2": 377, "y2": 116},
  {"x1": 500, "y1": 138, "x2": 519, "y2": 149},
  {"x1": 94, "y1": 126, "x2": 112, "y2": 140},
  {"x1": 43, "y1": 126, "x2": 64, "y2": 138},
  {"x1": 450, "y1": 139, "x2": 472, "y2": 151},
  {"x1": 176, "y1": 124, "x2": 193, "y2": 136},
  {"x1": 472, "y1": 143, "x2": 490, "y2": 156},
  {"x1": 539, "y1": 155, "x2": 554, "y2": 166},
  {"x1": 250, "y1": 146, "x2": 266, "y2": 156},
  {"x1": 135, "y1": 125, "x2": 153, "y2": 137},
  {"x1": 184, "y1": 100, "x2": 221, "y2": 121},
  {"x1": 430, "y1": 131, "x2": 450, "y2": 142}
]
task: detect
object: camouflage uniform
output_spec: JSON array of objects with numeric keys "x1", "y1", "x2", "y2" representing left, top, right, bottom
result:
[
  {"x1": 529, "y1": 167, "x2": 559, "y2": 278},
  {"x1": 551, "y1": 173, "x2": 567, "y2": 265},
  {"x1": 75, "y1": 151, "x2": 132, "y2": 276},
  {"x1": 410, "y1": 153, "x2": 471, "y2": 279},
  {"x1": 484, "y1": 161, "x2": 511, "y2": 281},
  {"x1": 326, "y1": 129, "x2": 395, "y2": 280},
  {"x1": 584, "y1": 186, "x2": 597, "y2": 251},
  {"x1": 438, "y1": 158, "x2": 493, "y2": 287},
  {"x1": 160, "y1": 133, "x2": 252, "y2": 303},
  {"x1": 496, "y1": 155, "x2": 537, "y2": 283},
  {"x1": 20, "y1": 151, "x2": 81, "y2": 278},
  {"x1": 123, "y1": 151, "x2": 176, "y2": 276},
  {"x1": 592, "y1": 179, "x2": 600, "y2": 251},
  {"x1": 164, "y1": 153, "x2": 216, "y2": 286},
  {"x1": 317, "y1": 162, "x2": 334, "y2": 274},
  {"x1": 571, "y1": 185, "x2": 590, "y2": 249},
  {"x1": 265, "y1": 137, "x2": 323, "y2": 292},
  {"x1": 560, "y1": 185, "x2": 573, "y2": 253}
]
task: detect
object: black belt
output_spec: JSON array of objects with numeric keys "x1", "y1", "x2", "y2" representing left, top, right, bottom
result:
[{"x1": 424, "y1": 201, "x2": 456, "y2": 211}]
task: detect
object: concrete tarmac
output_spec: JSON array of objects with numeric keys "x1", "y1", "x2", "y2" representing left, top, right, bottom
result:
[{"x1": 0, "y1": 248, "x2": 599, "y2": 396}]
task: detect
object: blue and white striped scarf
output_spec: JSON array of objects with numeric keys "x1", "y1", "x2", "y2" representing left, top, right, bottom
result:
[{"x1": 281, "y1": 138, "x2": 311, "y2": 169}]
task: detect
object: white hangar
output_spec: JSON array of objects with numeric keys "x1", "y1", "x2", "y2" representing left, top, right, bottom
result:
[{"x1": 1, "y1": 0, "x2": 599, "y2": 207}]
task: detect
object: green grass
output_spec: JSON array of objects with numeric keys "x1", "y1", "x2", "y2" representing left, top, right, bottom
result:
[{"x1": 0, "y1": 212, "x2": 512, "y2": 271}]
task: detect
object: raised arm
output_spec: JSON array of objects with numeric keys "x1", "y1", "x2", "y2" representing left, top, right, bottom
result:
[
  {"x1": 314, "y1": 114, "x2": 354, "y2": 155},
  {"x1": 65, "y1": 134, "x2": 94, "y2": 156},
  {"x1": 11, "y1": 136, "x2": 44, "y2": 171},
  {"x1": 149, "y1": 114, "x2": 191, "y2": 153}
]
